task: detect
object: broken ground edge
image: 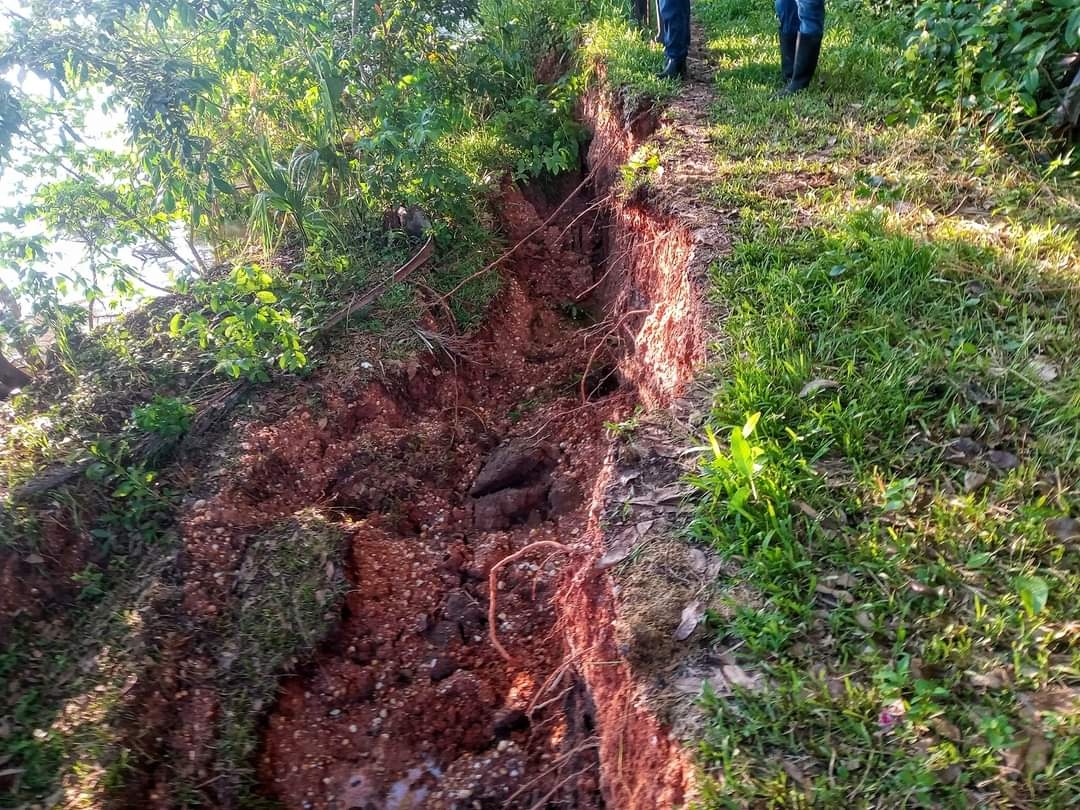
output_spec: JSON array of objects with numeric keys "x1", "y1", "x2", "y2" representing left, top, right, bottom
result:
[{"x1": 554, "y1": 56, "x2": 736, "y2": 808}]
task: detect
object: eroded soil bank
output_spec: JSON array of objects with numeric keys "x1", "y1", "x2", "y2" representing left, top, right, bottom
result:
[
  {"x1": 249, "y1": 180, "x2": 628, "y2": 808},
  {"x1": 1, "y1": 88, "x2": 711, "y2": 810},
  {"x1": 243, "y1": 130, "x2": 704, "y2": 810},
  {"x1": 242, "y1": 86, "x2": 714, "y2": 806}
]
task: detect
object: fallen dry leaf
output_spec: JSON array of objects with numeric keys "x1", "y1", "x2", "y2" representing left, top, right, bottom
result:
[
  {"x1": 674, "y1": 600, "x2": 705, "y2": 640},
  {"x1": 826, "y1": 572, "x2": 857, "y2": 589},
  {"x1": 595, "y1": 527, "x2": 638, "y2": 570},
  {"x1": 799, "y1": 378, "x2": 840, "y2": 398},
  {"x1": 722, "y1": 663, "x2": 762, "y2": 691},
  {"x1": 24, "y1": 554, "x2": 45, "y2": 565},
  {"x1": 1024, "y1": 732, "x2": 1052, "y2": 776},
  {"x1": 968, "y1": 667, "x2": 1011, "y2": 690},
  {"x1": 930, "y1": 717, "x2": 962, "y2": 742},
  {"x1": 1046, "y1": 517, "x2": 1079, "y2": 542},
  {"x1": 1029, "y1": 355, "x2": 1059, "y2": 383},
  {"x1": 1021, "y1": 686, "x2": 1080, "y2": 717},
  {"x1": 815, "y1": 583, "x2": 855, "y2": 604},
  {"x1": 908, "y1": 581, "x2": 945, "y2": 598},
  {"x1": 963, "y1": 471, "x2": 988, "y2": 493},
  {"x1": 780, "y1": 759, "x2": 812, "y2": 790}
]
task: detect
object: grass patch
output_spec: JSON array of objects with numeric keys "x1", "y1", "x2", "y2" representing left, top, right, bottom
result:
[
  {"x1": 213, "y1": 511, "x2": 348, "y2": 801},
  {"x1": 688, "y1": 0, "x2": 1080, "y2": 806},
  {"x1": 0, "y1": 510, "x2": 346, "y2": 807},
  {"x1": 582, "y1": 15, "x2": 679, "y2": 112}
]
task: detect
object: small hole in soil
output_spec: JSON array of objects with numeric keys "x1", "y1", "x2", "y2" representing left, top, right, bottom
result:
[{"x1": 583, "y1": 363, "x2": 621, "y2": 400}]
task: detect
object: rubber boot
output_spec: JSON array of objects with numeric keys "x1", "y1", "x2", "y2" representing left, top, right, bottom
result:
[
  {"x1": 657, "y1": 58, "x2": 687, "y2": 81},
  {"x1": 778, "y1": 33, "x2": 822, "y2": 96},
  {"x1": 780, "y1": 32, "x2": 798, "y2": 84}
]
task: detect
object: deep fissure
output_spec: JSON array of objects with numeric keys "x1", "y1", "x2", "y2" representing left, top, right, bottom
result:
[
  {"x1": 246, "y1": 109, "x2": 703, "y2": 807},
  {"x1": 253, "y1": 156, "x2": 628, "y2": 809}
]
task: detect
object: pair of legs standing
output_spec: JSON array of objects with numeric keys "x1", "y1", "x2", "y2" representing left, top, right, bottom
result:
[
  {"x1": 776, "y1": 0, "x2": 825, "y2": 95},
  {"x1": 646, "y1": 0, "x2": 825, "y2": 93}
]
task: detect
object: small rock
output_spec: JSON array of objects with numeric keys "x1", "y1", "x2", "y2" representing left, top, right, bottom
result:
[
  {"x1": 987, "y1": 450, "x2": 1020, "y2": 470},
  {"x1": 948, "y1": 437, "x2": 983, "y2": 460},
  {"x1": 427, "y1": 620, "x2": 462, "y2": 649},
  {"x1": 443, "y1": 590, "x2": 485, "y2": 629},
  {"x1": 963, "y1": 471, "x2": 988, "y2": 493},
  {"x1": 430, "y1": 657, "x2": 460, "y2": 682},
  {"x1": 470, "y1": 440, "x2": 553, "y2": 496},
  {"x1": 473, "y1": 484, "x2": 549, "y2": 531}
]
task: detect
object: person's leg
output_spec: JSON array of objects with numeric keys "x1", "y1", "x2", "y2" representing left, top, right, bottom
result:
[
  {"x1": 780, "y1": 0, "x2": 824, "y2": 95},
  {"x1": 775, "y1": 0, "x2": 799, "y2": 83},
  {"x1": 654, "y1": 0, "x2": 665, "y2": 44},
  {"x1": 631, "y1": 0, "x2": 648, "y2": 26},
  {"x1": 796, "y1": 0, "x2": 825, "y2": 36},
  {"x1": 658, "y1": 0, "x2": 691, "y2": 78}
]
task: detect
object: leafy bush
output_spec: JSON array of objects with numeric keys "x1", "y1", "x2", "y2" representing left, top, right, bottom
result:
[
  {"x1": 132, "y1": 396, "x2": 195, "y2": 439},
  {"x1": 170, "y1": 264, "x2": 306, "y2": 380},
  {"x1": 898, "y1": 0, "x2": 1080, "y2": 148}
]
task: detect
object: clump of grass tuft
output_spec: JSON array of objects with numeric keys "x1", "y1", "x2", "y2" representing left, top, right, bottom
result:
[
  {"x1": 213, "y1": 510, "x2": 348, "y2": 799},
  {"x1": 581, "y1": 15, "x2": 679, "y2": 112}
]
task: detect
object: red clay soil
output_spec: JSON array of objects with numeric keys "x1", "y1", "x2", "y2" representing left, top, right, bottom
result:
[
  {"x1": 144, "y1": 182, "x2": 636, "y2": 809},
  {"x1": 0, "y1": 510, "x2": 93, "y2": 636}
]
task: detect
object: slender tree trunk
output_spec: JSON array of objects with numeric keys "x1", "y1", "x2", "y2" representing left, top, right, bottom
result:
[
  {"x1": 88, "y1": 254, "x2": 97, "y2": 331},
  {"x1": 0, "y1": 280, "x2": 39, "y2": 367}
]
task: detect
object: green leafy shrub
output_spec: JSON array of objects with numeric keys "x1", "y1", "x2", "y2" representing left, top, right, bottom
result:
[
  {"x1": 132, "y1": 396, "x2": 195, "y2": 439},
  {"x1": 170, "y1": 264, "x2": 306, "y2": 380},
  {"x1": 898, "y1": 0, "x2": 1080, "y2": 149}
]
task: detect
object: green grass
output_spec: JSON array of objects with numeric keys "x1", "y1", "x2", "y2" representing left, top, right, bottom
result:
[
  {"x1": 582, "y1": 15, "x2": 680, "y2": 111},
  {"x1": 687, "y1": 0, "x2": 1080, "y2": 806}
]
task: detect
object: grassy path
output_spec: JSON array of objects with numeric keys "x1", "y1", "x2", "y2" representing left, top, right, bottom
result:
[{"x1": 686, "y1": 1, "x2": 1080, "y2": 806}]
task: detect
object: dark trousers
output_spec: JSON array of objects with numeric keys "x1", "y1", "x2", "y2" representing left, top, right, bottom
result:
[
  {"x1": 775, "y1": 0, "x2": 825, "y2": 35},
  {"x1": 631, "y1": 0, "x2": 648, "y2": 25},
  {"x1": 659, "y1": 0, "x2": 690, "y2": 63}
]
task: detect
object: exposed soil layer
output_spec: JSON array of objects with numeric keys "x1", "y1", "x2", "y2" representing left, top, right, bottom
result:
[
  {"x1": 2, "y1": 55, "x2": 719, "y2": 809},
  {"x1": 245, "y1": 182, "x2": 632, "y2": 809},
  {"x1": 192, "y1": 74, "x2": 716, "y2": 809}
]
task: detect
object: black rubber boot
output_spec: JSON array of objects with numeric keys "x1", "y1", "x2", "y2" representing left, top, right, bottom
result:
[
  {"x1": 657, "y1": 58, "x2": 687, "y2": 81},
  {"x1": 778, "y1": 33, "x2": 822, "y2": 96},
  {"x1": 780, "y1": 32, "x2": 798, "y2": 83}
]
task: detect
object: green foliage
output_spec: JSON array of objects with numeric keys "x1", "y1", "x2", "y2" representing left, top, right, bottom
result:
[
  {"x1": 691, "y1": 1, "x2": 1080, "y2": 803},
  {"x1": 582, "y1": 15, "x2": 679, "y2": 110},
  {"x1": 132, "y1": 395, "x2": 195, "y2": 438},
  {"x1": 171, "y1": 263, "x2": 306, "y2": 379},
  {"x1": 0, "y1": 0, "x2": 619, "y2": 383},
  {"x1": 898, "y1": 0, "x2": 1080, "y2": 150}
]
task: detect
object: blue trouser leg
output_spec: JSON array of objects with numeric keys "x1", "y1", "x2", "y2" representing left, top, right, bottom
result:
[
  {"x1": 775, "y1": 0, "x2": 825, "y2": 36},
  {"x1": 659, "y1": 0, "x2": 690, "y2": 63}
]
